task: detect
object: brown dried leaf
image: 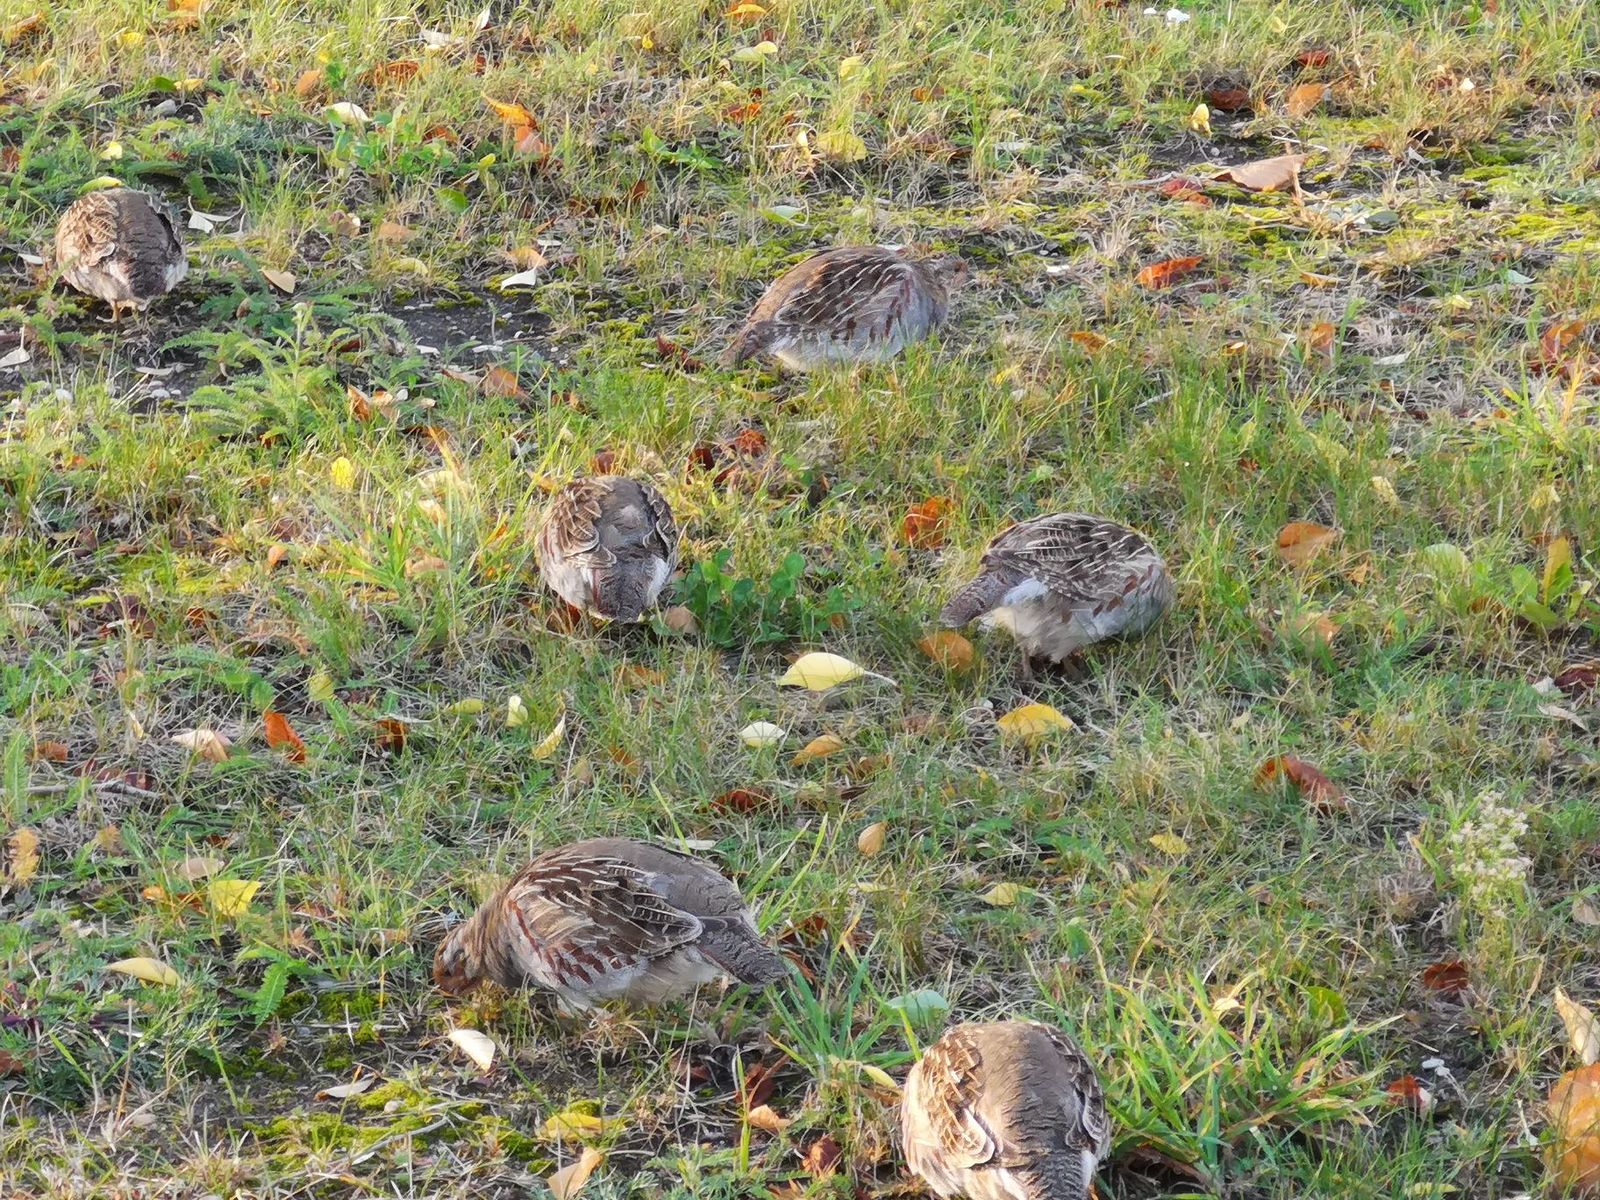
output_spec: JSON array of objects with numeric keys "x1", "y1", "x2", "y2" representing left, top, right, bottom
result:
[
  {"x1": 31, "y1": 740, "x2": 69, "y2": 763},
  {"x1": 1421, "y1": 959, "x2": 1469, "y2": 999},
  {"x1": 901, "y1": 497, "x2": 952, "y2": 549},
  {"x1": 1212, "y1": 153, "x2": 1306, "y2": 193},
  {"x1": 1549, "y1": 1063, "x2": 1600, "y2": 1195},
  {"x1": 6, "y1": 828, "x2": 40, "y2": 886},
  {"x1": 1385, "y1": 1074, "x2": 1434, "y2": 1114},
  {"x1": 1285, "y1": 82, "x2": 1327, "y2": 118},
  {"x1": 263, "y1": 711, "x2": 307, "y2": 763},
  {"x1": 480, "y1": 365, "x2": 523, "y2": 398},
  {"x1": 917, "y1": 630, "x2": 975, "y2": 672},
  {"x1": 1255, "y1": 755, "x2": 1347, "y2": 813},
  {"x1": 800, "y1": 1134, "x2": 842, "y2": 1177},
  {"x1": 374, "y1": 718, "x2": 409, "y2": 754},
  {"x1": 1275, "y1": 521, "x2": 1339, "y2": 567},
  {"x1": 713, "y1": 787, "x2": 774, "y2": 814}
]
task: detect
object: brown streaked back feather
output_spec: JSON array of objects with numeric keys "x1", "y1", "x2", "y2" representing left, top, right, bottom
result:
[{"x1": 54, "y1": 188, "x2": 187, "y2": 306}]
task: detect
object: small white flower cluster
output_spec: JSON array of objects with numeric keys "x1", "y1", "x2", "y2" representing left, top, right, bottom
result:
[{"x1": 1446, "y1": 793, "x2": 1532, "y2": 912}]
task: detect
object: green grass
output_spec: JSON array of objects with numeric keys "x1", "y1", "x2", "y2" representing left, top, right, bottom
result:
[{"x1": 3, "y1": 0, "x2": 1600, "y2": 1196}]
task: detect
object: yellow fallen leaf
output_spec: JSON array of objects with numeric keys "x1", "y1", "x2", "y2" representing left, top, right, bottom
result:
[
  {"x1": 1188, "y1": 103, "x2": 1211, "y2": 135},
  {"x1": 746, "y1": 1104, "x2": 792, "y2": 1133},
  {"x1": 815, "y1": 129, "x2": 867, "y2": 162},
  {"x1": 307, "y1": 671, "x2": 337, "y2": 703},
  {"x1": 106, "y1": 956, "x2": 181, "y2": 986},
  {"x1": 170, "y1": 728, "x2": 231, "y2": 763},
  {"x1": 995, "y1": 702, "x2": 1075, "y2": 742},
  {"x1": 779, "y1": 652, "x2": 865, "y2": 690},
  {"x1": 981, "y1": 881, "x2": 1026, "y2": 906},
  {"x1": 448, "y1": 1027, "x2": 497, "y2": 1071},
  {"x1": 329, "y1": 456, "x2": 356, "y2": 491},
  {"x1": 856, "y1": 821, "x2": 886, "y2": 856},
  {"x1": 6, "y1": 828, "x2": 40, "y2": 886},
  {"x1": 540, "y1": 1109, "x2": 611, "y2": 1141},
  {"x1": 547, "y1": 1147, "x2": 605, "y2": 1200},
  {"x1": 1148, "y1": 832, "x2": 1189, "y2": 858},
  {"x1": 791, "y1": 733, "x2": 845, "y2": 765},
  {"x1": 207, "y1": 879, "x2": 261, "y2": 918},
  {"x1": 725, "y1": 1, "x2": 765, "y2": 16},
  {"x1": 1545, "y1": 536, "x2": 1573, "y2": 599},
  {"x1": 838, "y1": 55, "x2": 863, "y2": 80},
  {"x1": 532, "y1": 713, "x2": 567, "y2": 762},
  {"x1": 917, "y1": 630, "x2": 974, "y2": 672},
  {"x1": 505, "y1": 694, "x2": 529, "y2": 727},
  {"x1": 1556, "y1": 987, "x2": 1600, "y2": 1067}
]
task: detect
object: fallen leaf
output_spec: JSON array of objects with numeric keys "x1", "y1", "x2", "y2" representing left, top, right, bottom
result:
[
  {"x1": 293, "y1": 68, "x2": 324, "y2": 98},
  {"x1": 725, "y1": 1, "x2": 765, "y2": 17},
  {"x1": 540, "y1": 1108, "x2": 611, "y2": 1141},
  {"x1": 2, "y1": 11, "x2": 46, "y2": 44},
  {"x1": 176, "y1": 855, "x2": 224, "y2": 881},
  {"x1": 0, "y1": 1048, "x2": 27, "y2": 1077},
  {"x1": 1205, "y1": 83, "x2": 1252, "y2": 112},
  {"x1": 1135, "y1": 256, "x2": 1204, "y2": 289},
  {"x1": 1276, "y1": 521, "x2": 1339, "y2": 567},
  {"x1": 531, "y1": 713, "x2": 566, "y2": 761},
  {"x1": 481, "y1": 365, "x2": 523, "y2": 398},
  {"x1": 654, "y1": 335, "x2": 705, "y2": 372},
  {"x1": 325, "y1": 101, "x2": 369, "y2": 127},
  {"x1": 1553, "y1": 663, "x2": 1600, "y2": 698},
  {"x1": 263, "y1": 711, "x2": 307, "y2": 762},
  {"x1": 995, "y1": 702, "x2": 1075, "y2": 742},
  {"x1": 483, "y1": 95, "x2": 537, "y2": 128},
  {"x1": 901, "y1": 497, "x2": 952, "y2": 549},
  {"x1": 374, "y1": 718, "x2": 409, "y2": 753},
  {"x1": 917, "y1": 630, "x2": 975, "y2": 672},
  {"x1": 791, "y1": 733, "x2": 845, "y2": 765},
  {"x1": 662, "y1": 605, "x2": 699, "y2": 635},
  {"x1": 1421, "y1": 959, "x2": 1469, "y2": 999},
  {"x1": 448, "y1": 1027, "x2": 498, "y2": 1071},
  {"x1": 802, "y1": 1135, "x2": 842, "y2": 1177},
  {"x1": 746, "y1": 1104, "x2": 791, "y2": 1134},
  {"x1": 1187, "y1": 103, "x2": 1211, "y2": 136},
  {"x1": 265, "y1": 543, "x2": 289, "y2": 570},
  {"x1": 505, "y1": 694, "x2": 529, "y2": 728},
  {"x1": 1385, "y1": 1074, "x2": 1435, "y2": 1114},
  {"x1": 981, "y1": 881, "x2": 1025, "y2": 906},
  {"x1": 207, "y1": 879, "x2": 261, "y2": 918},
  {"x1": 815, "y1": 129, "x2": 867, "y2": 162},
  {"x1": 261, "y1": 268, "x2": 296, "y2": 294},
  {"x1": 1069, "y1": 330, "x2": 1111, "y2": 352},
  {"x1": 740, "y1": 722, "x2": 787, "y2": 748},
  {"x1": 499, "y1": 268, "x2": 543, "y2": 290},
  {"x1": 1255, "y1": 755, "x2": 1348, "y2": 813},
  {"x1": 1285, "y1": 82, "x2": 1326, "y2": 118},
  {"x1": 1212, "y1": 153, "x2": 1306, "y2": 193},
  {"x1": 375, "y1": 220, "x2": 413, "y2": 244},
  {"x1": 547, "y1": 1148, "x2": 604, "y2": 1200},
  {"x1": 779, "y1": 652, "x2": 866, "y2": 691},
  {"x1": 856, "y1": 821, "x2": 886, "y2": 856},
  {"x1": 1549, "y1": 1063, "x2": 1600, "y2": 1195},
  {"x1": 1148, "y1": 832, "x2": 1189, "y2": 858},
  {"x1": 30, "y1": 740, "x2": 68, "y2": 763},
  {"x1": 1300, "y1": 270, "x2": 1339, "y2": 288},
  {"x1": 1294, "y1": 47, "x2": 1332, "y2": 67},
  {"x1": 838, "y1": 54, "x2": 863, "y2": 80},
  {"x1": 318, "y1": 1075, "x2": 376, "y2": 1100},
  {"x1": 713, "y1": 787, "x2": 774, "y2": 813},
  {"x1": 329, "y1": 456, "x2": 357, "y2": 491},
  {"x1": 106, "y1": 957, "x2": 181, "y2": 986},
  {"x1": 1576, "y1": 896, "x2": 1600, "y2": 927},
  {"x1": 1557, "y1": 988, "x2": 1600, "y2": 1067},
  {"x1": 170, "y1": 728, "x2": 231, "y2": 763},
  {"x1": 6, "y1": 828, "x2": 40, "y2": 886}
]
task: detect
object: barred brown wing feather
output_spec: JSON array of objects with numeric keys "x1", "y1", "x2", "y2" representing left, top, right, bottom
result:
[
  {"x1": 506, "y1": 852, "x2": 702, "y2": 962},
  {"x1": 920, "y1": 1027, "x2": 999, "y2": 1169}
]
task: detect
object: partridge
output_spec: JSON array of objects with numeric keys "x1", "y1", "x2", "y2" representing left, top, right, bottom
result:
[
  {"x1": 901, "y1": 1020, "x2": 1112, "y2": 1200},
  {"x1": 940, "y1": 513, "x2": 1172, "y2": 677},
  {"x1": 723, "y1": 245, "x2": 968, "y2": 371},
  {"x1": 536, "y1": 476, "x2": 679, "y2": 621},
  {"x1": 432, "y1": 837, "x2": 785, "y2": 1008},
  {"x1": 53, "y1": 187, "x2": 188, "y2": 320}
]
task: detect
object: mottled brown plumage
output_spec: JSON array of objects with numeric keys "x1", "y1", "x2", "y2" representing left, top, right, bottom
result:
[
  {"x1": 432, "y1": 837, "x2": 785, "y2": 1008},
  {"x1": 901, "y1": 1021, "x2": 1111, "y2": 1200},
  {"x1": 53, "y1": 187, "x2": 187, "y2": 320},
  {"x1": 940, "y1": 513, "x2": 1172, "y2": 674},
  {"x1": 536, "y1": 476, "x2": 679, "y2": 620},
  {"x1": 724, "y1": 245, "x2": 968, "y2": 370}
]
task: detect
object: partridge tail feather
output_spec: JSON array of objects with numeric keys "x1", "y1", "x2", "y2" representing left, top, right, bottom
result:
[{"x1": 939, "y1": 570, "x2": 1015, "y2": 628}]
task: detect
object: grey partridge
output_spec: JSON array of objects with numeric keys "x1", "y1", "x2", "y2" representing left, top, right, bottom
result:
[
  {"x1": 901, "y1": 1020, "x2": 1112, "y2": 1200},
  {"x1": 432, "y1": 837, "x2": 785, "y2": 1008},
  {"x1": 940, "y1": 513, "x2": 1172, "y2": 677},
  {"x1": 536, "y1": 476, "x2": 679, "y2": 621},
  {"x1": 723, "y1": 245, "x2": 968, "y2": 371},
  {"x1": 53, "y1": 187, "x2": 188, "y2": 321}
]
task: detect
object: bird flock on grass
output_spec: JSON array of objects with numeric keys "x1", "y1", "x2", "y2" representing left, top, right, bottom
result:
[{"x1": 49, "y1": 183, "x2": 1183, "y2": 1199}]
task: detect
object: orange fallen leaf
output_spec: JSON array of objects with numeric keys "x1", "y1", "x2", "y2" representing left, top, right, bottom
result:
[
  {"x1": 712, "y1": 787, "x2": 774, "y2": 814},
  {"x1": 1285, "y1": 82, "x2": 1327, "y2": 118},
  {"x1": 1135, "y1": 256, "x2": 1203, "y2": 289},
  {"x1": 265, "y1": 543, "x2": 289, "y2": 571},
  {"x1": 31, "y1": 740, "x2": 69, "y2": 763},
  {"x1": 1385, "y1": 1074, "x2": 1434, "y2": 1114},
  {"x1": 1294, "y1": 47, "x2": 1332, "y2": 67},
  {"x1": 1549, "y1": 1063, "x2": 1600, "y2": 1194},
  {"x1": 791, "y1": 734, "x2": 845, "y2": 765},
  {"x1": 481, "y1": 365, "x2": 523, "y2": 398},
  {"x1": 901, "y1": 497, "x2": 952, "y2": 549},
  {"x1": 374, "y1": 718, "x2": 409, "y2": 754},
  {"x1": 1421, "y1": 959, "x2": 1469, "y2": 998},
  {"x1": 1275, "y1": 521, "x2": 1339, "y2": 567},
  {"x1": 363, "y1": 59, "x2": 420, "y2": 87},
  {"x1": 1304, "y1": 321, "x2": 1336, "y2": 356},
  {"x1": 1255, "y1": 754, "x2": 1347, "y2": 813},
  {"x1": 1204, "y1": 83, "x2": 1252, "y2": 113},
  {"x1": 1069, "y1": 330, "x2": 1111, "y2": 352},
  {"x1": 293, "y1": 68, "x2": 325, "y2": 99},
  {"x1": 483, "y1": 96, "x2": 537, "y2": 128},
  {"x1": 917, "y1": 630, "x2": 975, "y2": 672},
  {"x1": 2, "y1": 11, "x2": 45, "y2": 45},
  {"x1": 263, "y1": 711, "x2": 307, "y2": 763}
]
